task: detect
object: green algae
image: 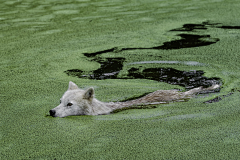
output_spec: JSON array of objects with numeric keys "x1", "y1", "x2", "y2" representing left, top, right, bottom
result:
[{"x1": 1, "y1": 0, "x2": 240, "y2": 159}]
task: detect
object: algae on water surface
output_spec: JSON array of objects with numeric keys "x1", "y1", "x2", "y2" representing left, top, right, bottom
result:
[{"x1": 1, "y1": 0, "x2": 240, "y2": 159}]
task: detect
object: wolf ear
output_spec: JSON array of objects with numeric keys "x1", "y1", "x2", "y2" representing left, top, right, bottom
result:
[
  {"x1": 68, "y1": 81, "x2": 79, "y2": 90},
  {"x1": 84, "y1": 87, "x2": 94, "y2": 99}
]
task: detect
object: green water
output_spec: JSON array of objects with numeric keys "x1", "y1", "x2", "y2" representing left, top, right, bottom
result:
[{"x1": 1, "y1": 0, "x2": 240, "y2": 159}]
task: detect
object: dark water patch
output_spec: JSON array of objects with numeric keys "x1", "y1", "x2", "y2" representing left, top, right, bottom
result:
[
  {"x1": 89, "y1": 57, "x2": 125, "y2": 80},
  {"x1": 65, "y1": 62, "x2": 221, "y2": 91},
  {"x1": 216, "y1": 26, "x2": 240, "y2": 29},
  {"x1": 153, "y1": 34, "x2": 219, "y2": 50},
  {"x1": 170, "y1": 23, "x2": 207, "y2": 31},
  {"x1": 171, "y1": 21, "x2": 221, "y2": 32},
  {"x1": 171, "y1": 21, "x2": 240, "y2": 31},
  {"x1": 65, "y1": 57, "x2": 125, "y2": 80},
  {"x1": 127, "y1": 67, "x2": 221, "y2": 90},
  {"x1": 204, "y1": 92, "x2": 233, "y2": 103},
  {"x1": 204, "y1": 89, "x2": 240, "y2": 103},
  {"x1": 83, "y1": 34, "x2": 219, "y2": 57}
]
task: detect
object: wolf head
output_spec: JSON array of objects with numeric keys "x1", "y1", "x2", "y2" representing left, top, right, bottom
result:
[{"x1": 49, "y1": 81, "x2": 95, "y2": 117}]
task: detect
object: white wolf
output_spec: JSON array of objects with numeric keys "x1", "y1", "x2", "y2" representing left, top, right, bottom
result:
[{"x1": 49, "y1": 81, "x2": 220, "y2": 117}]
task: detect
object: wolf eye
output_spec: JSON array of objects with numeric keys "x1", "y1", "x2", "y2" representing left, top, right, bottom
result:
[{"x1": 67, "y1": 103, "x2": 73, "y2": 106}]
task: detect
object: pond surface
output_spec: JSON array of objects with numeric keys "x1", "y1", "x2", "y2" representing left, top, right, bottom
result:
[{"x1": 1, "y1": 0, "x2": 240, "y2": 159}]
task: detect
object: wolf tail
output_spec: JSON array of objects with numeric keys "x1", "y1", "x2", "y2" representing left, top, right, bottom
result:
[
  {"x1": 202, "y1": 84, "x2": 220, "y2": 91},
  {"x1": 184, "y1": 84, "x2": 220, "y2": 95}
]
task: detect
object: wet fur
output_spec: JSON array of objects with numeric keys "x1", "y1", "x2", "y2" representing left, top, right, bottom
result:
[{"x1": 49, "y1": 81, "x2": 220, "y2": 117}]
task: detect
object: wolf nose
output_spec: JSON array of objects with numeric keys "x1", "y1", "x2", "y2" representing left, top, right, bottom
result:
[{"x1": 49, "y1": 110, "x2": 56, "y2": 117}]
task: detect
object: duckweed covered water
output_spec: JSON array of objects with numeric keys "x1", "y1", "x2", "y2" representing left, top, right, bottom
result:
[{"x1": 1, "y1": 0, "x2": 240, "y2": 159}]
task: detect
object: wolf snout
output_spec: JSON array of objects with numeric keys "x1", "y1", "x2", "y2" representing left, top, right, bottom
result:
[{"x1": 49, "y1": 109, "x2": 56, "y2": 117}]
